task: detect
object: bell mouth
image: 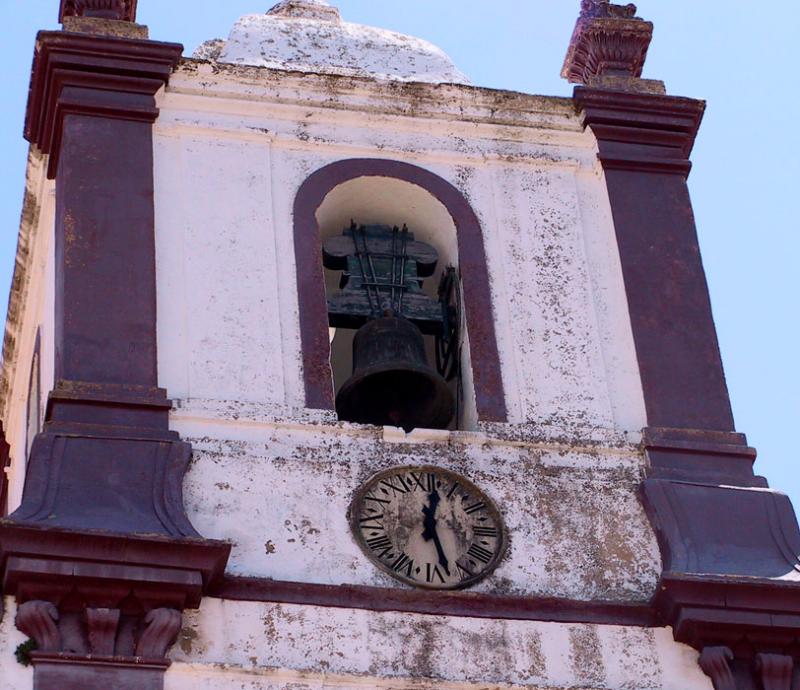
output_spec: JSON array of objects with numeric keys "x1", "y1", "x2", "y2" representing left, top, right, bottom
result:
[
  {"x1": 336, "y1": 366, "x2": 454, "y2": 432},
  {"x1": 335, "y1": 316, "x2": 455, "y2": 432}
]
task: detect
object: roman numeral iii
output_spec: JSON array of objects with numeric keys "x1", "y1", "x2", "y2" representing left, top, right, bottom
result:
[{"x1": 467, "y1": 544, "x2": 494, "y2": 564}]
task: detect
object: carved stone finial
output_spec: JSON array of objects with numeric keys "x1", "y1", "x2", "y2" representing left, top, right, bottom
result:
[
  {"x1": 135, "y1": 608, "x2": 182, "y2": 658},
  {"x1": 581, "y1": 0, "x2": 638, "y2": 19},
  {"x1": 59, "y1": 0, "x2": 138, "y2": 23},
  {"x1": 562, "y1": 0, "x2": 660, "y2": 92},
  {"x1": 699, "y1": 647, "x2": 737, "y2": 690},
  {"x1": 15, "y1": 601, "x2": 61, "y2": 652}
]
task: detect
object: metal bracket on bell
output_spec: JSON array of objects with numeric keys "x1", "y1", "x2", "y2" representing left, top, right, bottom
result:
[{"x1": 436, "y1": 266, "x2": 460, "y2": 382}]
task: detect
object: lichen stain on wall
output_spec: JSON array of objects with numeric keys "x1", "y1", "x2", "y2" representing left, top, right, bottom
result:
[
  {"x1": 181, "y1": 425, "x2": 659, "y2": 601},
  {"x1": 165, "y1": 599, "x2": 708, "y2": 690},
  {"x1": 569, "y1": 625, "x2": 606, "y2": 686}
]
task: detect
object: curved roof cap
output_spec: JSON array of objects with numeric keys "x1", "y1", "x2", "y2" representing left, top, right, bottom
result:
[{"x1": 198, "y1": 0, "x2": 470, "y2": 85}]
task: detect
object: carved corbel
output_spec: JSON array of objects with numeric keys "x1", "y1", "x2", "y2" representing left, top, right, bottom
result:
[
  {"x1": 135, "y1": 608, "x2": 182, "y2": 658},
  {"x1": 15, "y1": 600, "x2": 184, "y2": 662},
  {"x1": 15, "y1": 601, "x2": 61, "y2": 652},
  {"x1": 699, "y1": 647, "x2": 737, "y2": 690},
  {"x1": 85, "y1": 608, "x2": 121, "y2": 656},
  {"x1": 756, "y1": 653, "x2": 793, "y2": 690}
]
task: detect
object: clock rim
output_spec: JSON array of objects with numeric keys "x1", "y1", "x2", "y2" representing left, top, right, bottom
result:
[{"x1": 348, "y1": 464, "x2": 508, "y2": 591}]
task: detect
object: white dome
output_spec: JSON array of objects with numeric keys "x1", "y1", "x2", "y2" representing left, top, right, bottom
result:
[{"x1": 195, "y1": 0, "x2": 470, "y2": 85}]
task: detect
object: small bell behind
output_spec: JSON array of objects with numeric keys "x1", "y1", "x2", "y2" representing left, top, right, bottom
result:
[{"x1": 336, "y1": 316, "x2": 455, "y2": 432}]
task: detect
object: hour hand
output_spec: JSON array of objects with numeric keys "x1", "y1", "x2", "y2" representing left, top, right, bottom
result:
[
  {"x1": 421, "y1": 490, "x2": 450, "y2": 574},
  {"x1": 421, "y1": 488, "x2": 441, "y2": 540}
]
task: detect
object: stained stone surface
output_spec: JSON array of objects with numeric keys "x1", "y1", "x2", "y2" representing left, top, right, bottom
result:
[
  {"x1": 194, "y1": 0, "x2": 470, "y2": 84},
  {"x1": 162, "y1": 598, "x2": 710, "y2": 690}
]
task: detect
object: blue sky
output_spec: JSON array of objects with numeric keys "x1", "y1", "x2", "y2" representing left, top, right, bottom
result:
[{"x1": 1, "y1": 1, "x2": 798, "y2": 500}]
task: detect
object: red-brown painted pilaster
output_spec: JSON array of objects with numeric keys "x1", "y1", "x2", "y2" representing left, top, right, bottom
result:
[
  {"x1": 574, "y1": 87, "x2": 758, "y2": 484},
  {"x1": 25, "y1": 32, "x2": 184, "y2": 431},
  {"x1": 1, "y1": 26, "x2": 229, "y2": 690},
  {"x1": 566, "y1": 4, "x2": 800, "y2": 676},
  {"x1": 573, "y1": 82, "x2": 800, "y2": 663},
  {"x1": 575, "y1": 89, "x2": 731, "y2": 429},
  {"x1": 55, "y1": 116, "x2": 159, "y2": 390},
  {"x1": 11, "y1": 31, "x2": 203, "y2": 532}
]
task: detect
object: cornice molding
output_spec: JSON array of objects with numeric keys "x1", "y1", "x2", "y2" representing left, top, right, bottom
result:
[
  {"x1": 643, "y1": 426, "x2": 761, "y2": 486},
  {"x1": 214, "y1": 575, "x2": 657, "y2": 627},
  {"x1": 574, "y1": 87, "x2": 706, "y2": 175},
  {"x1": 169, "y1": 61, "x2": 582, "y2": 135},
  {"x1": 25, "y1": 31, "x2": 182, "y2": 178},
  {"x1": 0, "y1": 522, "x2": 230, "y2": 608}
]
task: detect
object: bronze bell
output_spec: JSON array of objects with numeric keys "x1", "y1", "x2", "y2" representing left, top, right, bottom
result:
[{"x1": 336, "y1": 316, "x2": 455, "y2": 432}]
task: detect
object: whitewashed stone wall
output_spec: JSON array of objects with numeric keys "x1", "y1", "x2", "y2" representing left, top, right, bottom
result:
[
  {"x1": 0, "y1": 595, "x2": 713, "y2": 690},
  {"x1": 148, "y1": 60, "x2": 688, "y2": 690},
  {"x1": 175, "y1": 408, "x2": 658, "y2": 601},
  {"x1": 161, "y1": 598, "x2": 711, "y2": 690},
  {"x1": 154, "y1": 62, "x2": 646, "y2": 434},
  {"x1": 0, "y1": 599, "x2": 34, "y2": 690},
  {"x1": 1, "y1": 151, "x2": 56, "y2": 516},
  {"x1": 153, "y1": 61, "x2": 655, "y2": 597}
]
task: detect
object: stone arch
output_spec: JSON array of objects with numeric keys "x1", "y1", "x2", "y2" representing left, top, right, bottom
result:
[{"x1": 293, "y1": 158, "x2": 507, "y2": 423}]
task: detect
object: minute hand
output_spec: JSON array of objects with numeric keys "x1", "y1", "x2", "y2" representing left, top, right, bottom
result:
[{"x1": 421, "y1": 490, "x2": 450, "y2": 575}]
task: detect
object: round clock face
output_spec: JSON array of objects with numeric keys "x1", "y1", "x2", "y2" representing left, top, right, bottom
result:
[{"x1": 350, "y1": 465, "x2": 506, "y2": 590}]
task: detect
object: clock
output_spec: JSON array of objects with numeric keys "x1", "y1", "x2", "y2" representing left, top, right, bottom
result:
[{"x1": 349, "y1": 465, "x2": 507, "y2": 589}]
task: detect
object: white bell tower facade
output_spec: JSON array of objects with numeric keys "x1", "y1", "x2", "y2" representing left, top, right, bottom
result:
[{"x1": 2, "y1": 3, "x2": 798, "y2": 690}]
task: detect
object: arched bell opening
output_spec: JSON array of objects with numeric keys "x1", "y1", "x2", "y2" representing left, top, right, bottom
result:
[
  {"x1": 292, "y1": 158, "x2": 507, "y2": 430},
  {"x1": 315, "y1": 176, "x2": 465, "y2": 430}
]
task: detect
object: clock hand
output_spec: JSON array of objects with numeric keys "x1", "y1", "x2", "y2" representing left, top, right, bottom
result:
[{"x1": 421, "y1": 489, "x2": 450, "y2": 575}]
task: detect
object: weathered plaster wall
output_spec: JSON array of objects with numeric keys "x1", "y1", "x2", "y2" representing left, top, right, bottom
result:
[
  {"x1": 162, "y1": 598, "x2": 711, "y2": 690},
  {"x1": 0, "y1": 598, "x2": 34, "y2": 690},
  {"x1": 215, "y1": 11, "x2": 470, "y2": 85},
  {"x1": 154, "y1": 62, "x2": 646, "y2": 435},
  {"x1": 152, "y1": 62, "x2": 656, "y2": 598},
  {"x1": 0, "y1": 596, "x2": 711, "y2": 690},
  {"x1": 1, "y1": 151, "x2": 55, "y2": 514},
  {"x1": 176, "y1": 408, "x2": 659, "y2": 600}
]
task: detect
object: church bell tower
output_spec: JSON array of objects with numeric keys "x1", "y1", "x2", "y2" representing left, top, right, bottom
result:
[{"x1": 1, "y1": 2, "x2": 799, "y2": 689}]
